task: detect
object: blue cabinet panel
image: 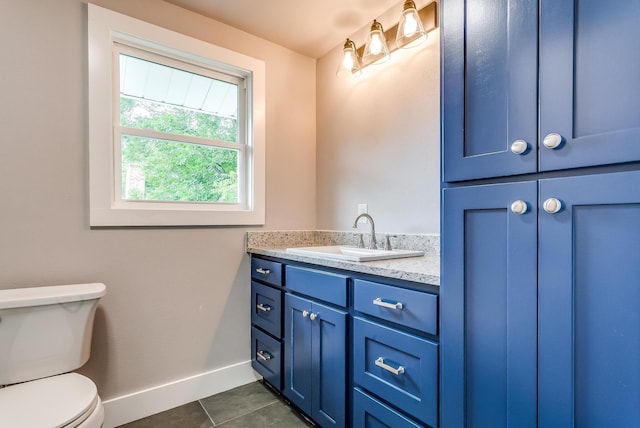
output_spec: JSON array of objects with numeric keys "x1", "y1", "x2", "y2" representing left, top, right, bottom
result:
[
  {"x1": 284, "y1": 293, "x2": 347, "y2": 427},
  {"x1": 284, "y1": 293, "x2": 313, "y2": 415},
  {"x1": 353, "y1": 317, "x2": 438, "y2": 427},
  {"x1": 538, "y1": 171, "x2": 640, "y2": 426},
  {"x1": 353, "y1": 388, "x2": 425, "y2": 428},
  {"x1": 442, "y1": 0, "x2": 538, "y2": 181},
  {"x1": 251, "y1": 326, "x2": 282, "y2": 390},
  {"x1": 285, "y1": 266, "x2": 349, "y2": 307},
  {"x1": 441, "y1": 182, "x2": 538, "y2": 427},
  {"x1": 539, "y1": 0, "x2": 640, "y2": 171},
  {"x1": 354, "y1": 279, "x2": 437, "y2": 335},
  {"x1": 251, "y1": 281, "x2": 282, "y2": 338},
  {"x1": 312, "y1": 300, "x2": 347, "y2": 428}
]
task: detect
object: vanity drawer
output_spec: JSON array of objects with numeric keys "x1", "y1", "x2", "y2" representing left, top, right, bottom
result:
[
  {"x1": 353, "y1": 388, "x2": 426, "y2": 428},
  {"x1": 251, "y1": 258, "x2": 283, "y2": 287},
  {"x1": 251, "y1": 326, "x2": 282, "y2": 390},
  {"x1": 354, "y1": 280, "x2": 437, "y2": 335},
  {"x1": 251, "y1": 281, "x2": 282, "y2": 338},
  {"x1": 285, "y1": 266, "x2": 349, "y2": 307},
  {"x1": 353, "y1": 317, "x2": 438, "y2": 427}
]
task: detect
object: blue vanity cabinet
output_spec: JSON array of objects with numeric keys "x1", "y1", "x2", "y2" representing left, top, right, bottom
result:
[
  {"x1": 443, "y1": 0, "x2": 640, "y2": 182},
  {"x1": 251, "y1": 258, "x2": 439, "y2": 427},
  {"x1": 250, "y1": 258, "x2": 284, "y2": 391},
  {"x1": 283, "y1": 267, "x2": 348, "y2": 428},
  {"x1": 538, "y1": 171, "x2": 640, "y2": 426},
  {"x1": 441, "y1": 181, "x2": 538, "y2": 427}
]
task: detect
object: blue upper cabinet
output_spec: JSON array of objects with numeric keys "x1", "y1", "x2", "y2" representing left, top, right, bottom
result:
[
  {"x1": 538, "y1": 170, "x2": 640, "y2": 426},
  {"x1": 443, "y1": 0, "x2": 640, "y2": 181},
  {"x1": 441, "y1": 181, "x2": 538, "y2": 427},
  {"x1": 442, "y1": 0, "x2": 538, "y2": 181},
  {"x1": 539, "y1": 0, "x2": 640, "y2": 172}
]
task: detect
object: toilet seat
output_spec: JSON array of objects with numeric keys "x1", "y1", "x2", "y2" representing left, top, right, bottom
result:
[{"x1": 0, "y1": 372, "x2": 102, "y2": 428}]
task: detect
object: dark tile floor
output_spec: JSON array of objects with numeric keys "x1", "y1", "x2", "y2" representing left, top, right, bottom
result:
[{"x1": 118, "y1": 381, "x2": 314, "y2": 427}]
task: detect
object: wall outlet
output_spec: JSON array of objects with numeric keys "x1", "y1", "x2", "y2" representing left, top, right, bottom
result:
[{"x1": 357, "y1": 203, "x2": 368, "y2": 223}]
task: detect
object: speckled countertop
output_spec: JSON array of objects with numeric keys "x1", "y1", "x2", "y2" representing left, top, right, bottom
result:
[{"x1": 246, "y1": 231, "x2": 440, "y2": 286}]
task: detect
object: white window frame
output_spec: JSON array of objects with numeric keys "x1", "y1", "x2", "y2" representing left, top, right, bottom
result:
[{"x1": 88, "y1": 4, "x2": 265, "y2": 226}]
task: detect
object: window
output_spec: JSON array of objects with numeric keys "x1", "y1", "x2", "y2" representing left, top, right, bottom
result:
[{"x1": 88, "y1": 4, "x2": 265, "y2": 226}]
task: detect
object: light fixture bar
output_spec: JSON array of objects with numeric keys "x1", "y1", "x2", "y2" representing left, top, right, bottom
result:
[{"x1": 356, "y1": 2, "x2": 438, "y2": 66}]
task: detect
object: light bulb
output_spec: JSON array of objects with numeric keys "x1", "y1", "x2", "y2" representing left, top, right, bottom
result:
[
  {"x1": 343, "y1": 52, "x2": 354, "y2": 70},
  {"x1": 369, "y1": 34, "x2": 382, "y2": 55},
  {"x1": 403, "y1": 14, "x2": 418, "y2": 36}
]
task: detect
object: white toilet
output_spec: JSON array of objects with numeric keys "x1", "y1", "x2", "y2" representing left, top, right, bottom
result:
[{"x1": 0, "y1": 283, "x2": 106, "y2": 428}]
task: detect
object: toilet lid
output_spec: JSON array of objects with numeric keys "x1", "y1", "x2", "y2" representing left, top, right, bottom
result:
[{"x1": 0, "y1": 373, "x2": 99, "y2": 428}]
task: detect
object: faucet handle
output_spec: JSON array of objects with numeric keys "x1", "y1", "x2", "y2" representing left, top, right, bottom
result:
[
  {"x1": 358, "y1": 234, "x2": 365, "y2": 248},
  {"x1": 384, "y1": 235, "x2": 397, "y2": 251}
]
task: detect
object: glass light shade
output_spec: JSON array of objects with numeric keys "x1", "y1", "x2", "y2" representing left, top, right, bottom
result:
[
  {"x1": 336, "y1": 39, "x2": 362, "y2": 78},
  {"x1": 362, "y1": 20, "x2": 390, "y2": 65},
  {"x1": 396, "y1": 0, "x2": 427, "y2": 49}
]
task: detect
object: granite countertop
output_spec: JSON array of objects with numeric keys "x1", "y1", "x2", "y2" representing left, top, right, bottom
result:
[{"x1": 246, "y1": 231, "x2": 440, "y2": 286}]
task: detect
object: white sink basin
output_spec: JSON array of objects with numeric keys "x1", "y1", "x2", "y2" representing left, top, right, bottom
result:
[{"x1": 285, "y1": 245, "x2": 424, "y2": 262}]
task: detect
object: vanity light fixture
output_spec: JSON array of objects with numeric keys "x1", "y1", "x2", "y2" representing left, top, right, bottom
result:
[
  {"x1": 336, "y1": 39, "x2": 362, "y2": 78},
  {"x1": 362, "y1": 20, "x2": 391, "y2": 65},
  {"x1": 396, "y1": 0, "x2": 427, "y2": 49},
  {"x1": 336, "y1": 1, "x2": 438, "y2": 78}
]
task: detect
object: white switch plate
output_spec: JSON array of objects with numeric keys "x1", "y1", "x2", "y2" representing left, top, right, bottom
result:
[{"x1": 357, "y1": 203, "x2": 368, "y2": 223}]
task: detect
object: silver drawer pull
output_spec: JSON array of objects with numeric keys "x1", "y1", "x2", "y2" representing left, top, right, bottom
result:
[
  {"x1": 255, "y1": 268, "x2": 271, "y2": 275},
  {"x1": 375, "y1": 357, "x2": 405, "y2": 375},
  {"x1": 256, "y1": 350, "x2": 272, "y2": 361},
  {"x1": 373, "y1": 297, "x2": 404, "y2": 310},
  {"x1": 256, "y1": 303, "x2": 272, "y2": 312}
]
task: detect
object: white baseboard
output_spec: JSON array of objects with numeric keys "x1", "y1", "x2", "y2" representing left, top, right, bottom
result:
[{"x1": 102, "y1": 360, "x2": 260, "y2": 428}]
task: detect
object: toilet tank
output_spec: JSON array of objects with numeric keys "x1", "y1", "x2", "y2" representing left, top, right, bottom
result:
[{"x1": 0, "y1": 283, "x2": 106, "y2": 385}]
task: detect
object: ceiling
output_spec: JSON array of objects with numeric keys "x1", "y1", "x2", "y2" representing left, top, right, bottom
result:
[{"x1": 163, "y1": 0, "x2": 404, "y2": 59}]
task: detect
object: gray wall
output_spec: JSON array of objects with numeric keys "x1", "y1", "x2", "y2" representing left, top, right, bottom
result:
[
  {"x1": 315, "y1": 0, "x2": 440, "y2": 234},
  {"x1": 0, "y1": 0, "x2": 316, "y2": 400}
]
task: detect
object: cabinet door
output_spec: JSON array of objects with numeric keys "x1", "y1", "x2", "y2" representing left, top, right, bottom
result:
[
  {"x1": 284, "y1": 294, "x2": 347, "y2": 427},
  {"x1": 311, "y1": 301, "x2": 347, "y2": 428},
  {"x1": 441, "y1": 182, "x2": 538, "y2": 427},
  {"x1": 539, "y1": 171, "x2": 640, "y2": 426},
  {"x1": 283, "y1": 293, "x2": 313, "y2": 415},
  {"x1": 442, "y1": 0, "x2": 538, "y2": 182},
  {"x1": 539, "y1": 0, "x2": 640, "y2": 171}
]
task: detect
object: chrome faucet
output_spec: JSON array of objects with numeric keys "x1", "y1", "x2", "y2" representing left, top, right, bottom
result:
[{"x1": 353, "y1": 213, "x2": 377, "y2": 250}]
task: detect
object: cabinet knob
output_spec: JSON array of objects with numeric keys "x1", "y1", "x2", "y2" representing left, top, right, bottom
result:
[
  {"x1": 309, "y1": 313, "x2": 318, "y2": 321},
  {"x1": 543, "y1": 133, "x2": 563, "y2": 149},
  {"x1": 543, "y1": 198, "x2": 563, "y2": 214},
  {"x1": 510, "y1": 139, "x2": 529, "y2": 155},
  {"x1": 302, "y1": 310, "x2": 309, "y2": 318},
  {"x1": 510, "y1": 200, "x2": 529, "y2": 215}
]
